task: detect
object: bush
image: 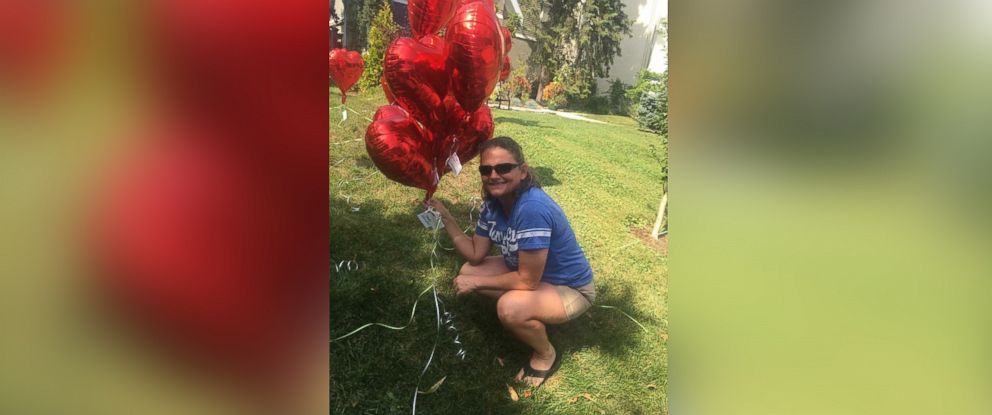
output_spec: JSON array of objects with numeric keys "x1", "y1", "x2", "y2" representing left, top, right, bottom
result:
[
  {"x1": 358, "y1": 2, "x2": 398, "y2": 91},
  {"x1": 541, "y1": 82, "x2": 567, "y2": 110},
  {"x1": 524, "y1": 99, "x2": 540, "y2": 109},
  {"x1": 626, "y1": 69, "x2": 666, "y2": 118},
  {"x1": 553, "y1": 65, "x2": 592, "y2": 103},
  {"x1": 636, "y1": 91, "x2": 667, "y2": 135},
  {"x1": 510, "y1": 97, "x2": 522, "y2": 107},
  {"x1": 509, "y1": 66, "x2": 530, "y2": 100},
  {"x1": 608, "y1": 79, "x2": 630, "y2": 115},
  {"x1": 583, "y1": 95, "x2": 610, "y2": 115},
  {"x1": 503, "y1": 13, "x2": 522, "y2": 33}
]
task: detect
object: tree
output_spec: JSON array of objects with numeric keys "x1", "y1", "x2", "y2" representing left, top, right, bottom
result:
[
  {"x1": 358, "y1": 2, "x2": 399, "y2": 91},
  {"x1": 517, "y1": 0, "x2": 631, "y2": 104},
  {"x1": 571, "y1": 0, "x2": 632, "y2": 80},
  {"x1": 343, "y1": 0, "x2": 389, "y2": 51}
]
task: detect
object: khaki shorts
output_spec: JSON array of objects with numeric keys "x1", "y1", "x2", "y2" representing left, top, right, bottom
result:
[{"x1": 554, "y1": 283, "x2": 596, "y2": 321}]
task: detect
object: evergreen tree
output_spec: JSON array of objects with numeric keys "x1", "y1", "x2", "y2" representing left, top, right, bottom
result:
[
  {"x1": 518, "y1": 0, "x2": 631, "y2": 103},
  {"x1": 343, "y1": 0, "x2": 389, "y2": 51},
  {"x1": 358, "y1": 2, "x2": 398, "y2": 91}
]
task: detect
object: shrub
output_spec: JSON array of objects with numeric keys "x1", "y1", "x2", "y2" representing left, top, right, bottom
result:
[
  {"x1": 358, "y1": 2, "x2": 398, "y2": 91},
  {"x1": 608, "y1": 79, "x2": 630, "y2": 115},
  {"x1": 510, "y1": 97, "x2": 522, "y2": 107},
  {"x1": 510, "y1": 75, "x2": 531, "y2": 101},
  {"x1": 503, "y1": 13, "x2": 522, "y2": 33},
  {"x1": 524, "y1": 99, "x2": 540, "y2": 109},
  {"x1": 636, "y1": 91, "x2": 667, "y2": 135},
  {"x1": 553, "y1": 65, "x2": 592, "y2": 103},
  {"x1": 541, "y1": 82, "x2": 567, "y2": 110},
  {"x1": 626, "y1": 69, "x2": 666, "y2": 117},
  {"x1": 583, "y1": 95, "x2": 610, "y2": 115}
]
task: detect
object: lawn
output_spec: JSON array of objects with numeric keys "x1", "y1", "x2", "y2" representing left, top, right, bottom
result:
[{"x1": 330, "y1": 88, "x2": 668, "y2": 414}]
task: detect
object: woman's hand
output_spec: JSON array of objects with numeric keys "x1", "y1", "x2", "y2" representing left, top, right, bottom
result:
[
  {"x1": 453, "y1": 275, "x2": 478, "y2": 296},
  {"x1": 426, "y1": 198, "x2": 452, "y2": 219}
]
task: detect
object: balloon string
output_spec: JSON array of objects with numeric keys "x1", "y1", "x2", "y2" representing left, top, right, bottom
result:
[
  {"x1": 435, "y1": 197, "x2": 481, "y2": 251},
  {"x1": 595, "y1": 305, "x2": 649, "y2": 333},
  {"x1": 330, "y1": 216, "x2": 460, "y2": 414},
  {"x1": 334, "y1": 104, "x2": 374, "y2": 124},
  {"x1": 330, "y1": 284, "x2": 434, "y2": 342}
]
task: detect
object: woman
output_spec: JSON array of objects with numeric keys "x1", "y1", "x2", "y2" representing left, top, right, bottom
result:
[{"x1": 427, "y1": 136, "x2": 595, "y2": 388}]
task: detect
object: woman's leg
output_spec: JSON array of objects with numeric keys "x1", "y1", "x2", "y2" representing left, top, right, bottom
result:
[
  {"x1": 459, "y1": 256, "x2": 511, "y2": 299},
  {"x1": 495, "y1": 283, "x2": 570, "y2": 386}
]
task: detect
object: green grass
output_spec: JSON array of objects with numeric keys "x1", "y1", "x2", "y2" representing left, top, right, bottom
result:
[{"x1": 330, "y1": 88, "x2": 668, "y2": 414}]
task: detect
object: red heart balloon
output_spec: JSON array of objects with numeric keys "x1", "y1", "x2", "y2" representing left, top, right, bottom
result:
[
  {"x1": 328, "y1": 48, "x2": 364, "y2": 104},
  {"x1": 383, "y1": 35, "x2": 450, "y2": 127},
  {"x1": 435, "y1": 94, "x2": 494, "y2": 174},
  {"x1": 501, "y1": 26, "x2": 513, "y2": 54},
  {"x1": 446, "y1": 0, "x2": 505, "y2": 112},
  {"x1": 365, "y1": 105, "x2": 438, "y2": 194},
  {"x1": 380, "y1": 76, "x2": 396, "y2": 104},
  {"x1": 408, "y1": 0, "x2": 459, "y2": 39},
  {"x1": 499, "y1": 55, "x2": 511, "y2": 81}
]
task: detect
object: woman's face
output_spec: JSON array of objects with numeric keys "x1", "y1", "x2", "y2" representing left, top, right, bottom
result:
[{"x1": 479, "y1": 147, "x2": 526, "y2": 199}]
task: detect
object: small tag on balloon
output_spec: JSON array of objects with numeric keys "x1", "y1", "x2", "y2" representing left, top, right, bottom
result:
[
  {"x1": 417, "y1": 208, "x2": 444, "y2": 229},
  {"x1": 342, "y1": 109, "x2": 348, "y2": 121},
  {"x1": 446, "y1": 153, "x2": 462, "y2": 176}
]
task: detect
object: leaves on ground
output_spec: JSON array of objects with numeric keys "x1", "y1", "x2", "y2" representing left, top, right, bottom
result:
[
  {"x1": 417, "y1": 376, "x2": 447, "y2": 395},
  {"x1": 507, "y1": 384, "x2": 519, "y2": 401}
]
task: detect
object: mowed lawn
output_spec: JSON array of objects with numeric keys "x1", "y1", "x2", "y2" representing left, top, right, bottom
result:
[{"x1": 330, "y1": 88, "x2": 668, "y2": 414}]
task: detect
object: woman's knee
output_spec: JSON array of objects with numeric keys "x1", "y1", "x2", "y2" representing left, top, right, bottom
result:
[{"x1": 496, "y1": 291, "x2": 530, "y2": 325}]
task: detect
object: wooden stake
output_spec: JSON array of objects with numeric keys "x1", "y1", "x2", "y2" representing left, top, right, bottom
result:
[{"x1": 651, "y1": 192, "x2": 667, "y2": 239}]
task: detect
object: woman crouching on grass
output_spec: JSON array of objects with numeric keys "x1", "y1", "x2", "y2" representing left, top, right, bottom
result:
[{"x1": 427, "y1": 136, "x2": 596, "y2": 388}]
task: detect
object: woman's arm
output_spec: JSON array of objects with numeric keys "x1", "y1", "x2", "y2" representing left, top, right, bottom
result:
[
  {"x1": 454, "y1": 249, "x2": 548, "y2": 294},
  {"x1": 427, "y1": 199, "x2": 491, "y2": 264}
]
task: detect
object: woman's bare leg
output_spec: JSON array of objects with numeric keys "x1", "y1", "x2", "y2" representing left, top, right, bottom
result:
[{"x1": 496, "y1": 283, "x2": 570, "y2": 386}]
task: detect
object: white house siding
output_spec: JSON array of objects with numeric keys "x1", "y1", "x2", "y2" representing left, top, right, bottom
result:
[{"x1": 597, "y1": 0, "x2": 667, "y2": 91}]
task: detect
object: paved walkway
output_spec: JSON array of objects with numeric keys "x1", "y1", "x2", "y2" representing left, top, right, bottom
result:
[{"x1": 490, "y1": 103, "x2": 609, "y2": 125}]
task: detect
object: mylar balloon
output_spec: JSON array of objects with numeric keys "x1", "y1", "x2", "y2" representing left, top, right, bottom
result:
[
  {"x1": 501, "y1": 26, "x2": 513, "y2": 54},
  {"x1": 381, "y1": 76, "x2": 396, "y2": 104},
  {"x1": 408, "y1": 0, "x2": 459, "y2": 39},
  {"x1": 439, "y1": 103, "x2": 494, "y2": 173},
  {"x1": 499, "y1": 55, "x2": 511, "y2": 81},
  {"x1": 328, "y1": 48, "x2": 364, "y2": 104},
  {"x1": 365, "y1": 105, "x2": 438, "y2": 194},
  {"x1": 446, "y1": 0, "x2": 504, "y2": 112},
  {"x1": 383, "y1": 35, "x2": 449, "y2": 125}
]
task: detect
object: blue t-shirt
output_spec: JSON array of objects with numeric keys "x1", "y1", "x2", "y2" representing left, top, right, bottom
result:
[{"x1": 475, "y1": 187, "x2": 593, "y2": 287}]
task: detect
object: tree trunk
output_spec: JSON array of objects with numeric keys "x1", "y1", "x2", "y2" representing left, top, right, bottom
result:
[
  {"x1": 650, "y1": 192, "x2": 667, "y2": 239},
  {"x1": 536, "y1": 66, "x2": 545, "y2": 104}
]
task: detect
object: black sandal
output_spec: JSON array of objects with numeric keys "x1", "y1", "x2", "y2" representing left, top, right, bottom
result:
[{"x1": 520, "y1": 347, "x2": 563, "y2": 389}]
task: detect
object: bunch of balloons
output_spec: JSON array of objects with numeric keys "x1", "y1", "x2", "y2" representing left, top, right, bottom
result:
[{"x1": 366, "y1": 0, "x2": 512, "y2": 200}]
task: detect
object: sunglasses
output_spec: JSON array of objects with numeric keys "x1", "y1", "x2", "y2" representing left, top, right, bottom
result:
[{"x1": 478, "y1": 163, "x2": 519, "y2": 176}]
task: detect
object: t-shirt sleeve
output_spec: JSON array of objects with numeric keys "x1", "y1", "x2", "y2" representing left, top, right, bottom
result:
[
  {"x1": 474, "y1": 203, "x2": 491, "y2": 238},
  {"x1": 514, "y1": 201, "x2": 554, "y2": 250}
]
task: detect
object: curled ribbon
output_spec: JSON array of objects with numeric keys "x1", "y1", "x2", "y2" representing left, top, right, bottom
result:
[
  {"x1": 331, "y1": 259, "x2": 361, "y2": 273},
  {"x1": 332, "y1": 215, "x2": 468, "y2": 414}
]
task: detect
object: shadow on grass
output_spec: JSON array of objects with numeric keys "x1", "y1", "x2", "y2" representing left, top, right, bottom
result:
[
  {"x1": 530, "y1": 166, "x2": 561, "y2": 187},
  {"x1": 331, "y1": 196, "x2": 528, "y2": 414},
  {"x1": 494, "y1": 116, "x2": 554, "y2": 129},
  {"x1": 331, "y1": 196, "x2": 655, "y2": 414}
]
